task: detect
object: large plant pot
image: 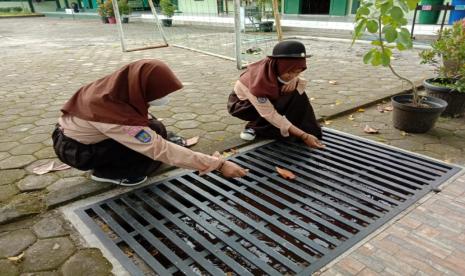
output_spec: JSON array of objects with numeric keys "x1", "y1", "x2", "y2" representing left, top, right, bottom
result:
[
  {"x1": 424, "y1": 78, "x2": 465, "y2": 117},
  {"x1": 107, "y1": 16, "x2": 116, "y2": 24},
  {"x1": 100, "y1": 16, "x2": 109, "y2": 23},
  {"x1": 259, "y1": 21, "x2": 273, "y2": 32},
  {"x1": 162, "y1": 18, "x2": 172, "y2": 27},
  {"x1": 392, "y1": 95, "x2": 447, "y2": 133},
  {"x1": 122, "y1": 16, "x2": 129, "y2": 23}
]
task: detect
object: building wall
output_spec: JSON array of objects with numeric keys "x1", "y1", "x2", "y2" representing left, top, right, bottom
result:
[{"x1": 178, "y1": 0, "x2": 218, "y2": 15}]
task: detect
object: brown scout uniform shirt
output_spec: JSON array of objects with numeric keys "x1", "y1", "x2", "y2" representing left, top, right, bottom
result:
[
  {"x1": 58, "y1": 116, "x2": 222, "y2": 175},
  {"x1": 234, "y1": 77, "x2": 307, "y2": 137}
]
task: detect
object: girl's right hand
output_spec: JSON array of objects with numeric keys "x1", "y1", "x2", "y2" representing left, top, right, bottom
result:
[
  {"x1": 302, "y1": 133, "x2": 325, "y2": 149},
  {"x1": 219, "y1": 161, "x2": 249, "y2": 178}
]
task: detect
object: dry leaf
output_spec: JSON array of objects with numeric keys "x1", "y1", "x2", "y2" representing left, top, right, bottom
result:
[
  {"x1": 324, "y1": 120, "x2": 332, "y2": 125},
  {"x1": 364, "y1": 125, "x2": 379, "y2": 134},
  {"x1": 7, "y1": 252, "x2": 24, "y2": 262},
  {"x1": 52, "y1": 243, "x2": 60, "y2": 250},
  {"x1": 185, "y1": 136, "x2": 199, "y2": 147},
  {"x1": 226, "y1": 273, "x2": 233, "y2": 276},
  {"x1": 384, "y1": 105, "x2": 393, "y2": 111},
  {"x1": 348, "y1": 114, "x2": 355, "y2": 121},
  {"x1": 328, "y1": 80, "x2": 338, "y2": 85},
  {"x1": 32, "y1": 161, "x2": 71, "y2": 175},
  {"x1": 357, "y1": 108, "x2": 365, "y2": 113},
  {"x1": 276, "y1": 167, "x2": 296, "y2": 180},
  {"x1": 335, "y1": 99, "x2": 343, "y2": 105},
  {"x1": 377, "y1": 105, "x2": 385, "y2": 113},
  {"x1": 310, "y1": 97, "x2": 315, "y2": 101},
  {"x1": 157, "y1": 118, "x2": 164, "y2": 121},
  {"x1": 400, "y1": 131, "x2": 408, "y2": 136}
]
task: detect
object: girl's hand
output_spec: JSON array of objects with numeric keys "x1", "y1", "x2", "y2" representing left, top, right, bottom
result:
[
  {"x1": 301, "y1": 133, "x2": 325, "y2": 149},
  {"x1": 218, "y1": 161, "x2": 248, "y2": 178},
  {"x1": 281, "y1": 78, "x2": 299, "y2": 94}
]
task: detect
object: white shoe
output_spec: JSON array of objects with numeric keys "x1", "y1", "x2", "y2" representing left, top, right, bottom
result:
[
  {"x1": 91, "y1": 174, "x2": 148, "y2": 186},
  {"x1": 240, "y1": 128, "x2": 256, "y2": 141}
]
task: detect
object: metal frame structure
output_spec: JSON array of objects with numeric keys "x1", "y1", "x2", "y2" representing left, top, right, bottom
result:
[
  {"x1": 410, "y1": 3, "x2": 464, "y2": 39},
  {"x1": 113, "y1": 0, "x2": 168, "y2": 52}
]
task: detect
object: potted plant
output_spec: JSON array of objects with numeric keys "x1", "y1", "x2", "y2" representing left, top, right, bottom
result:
[
  {"x1": 104, "y1": 0, "x2": 116, "y2": 24},
  {"x1": 419, "y1": 20, "x2": 465, "y2": 117},
  {"x1": 97, "y1": 0, "x2": 108, "y2": 23},
  {"x1": 353, "y1": 0, "x2": 447, "y2": 133},
  {"x1": 118, "y1": 0, "x2": 131, "y2": 23},
  {"x1": 160, "y1": 0, "x2": 175, "y2": 27},
  {"x1": 256, "y1": 0, "x2": 273, "y2": 32}
]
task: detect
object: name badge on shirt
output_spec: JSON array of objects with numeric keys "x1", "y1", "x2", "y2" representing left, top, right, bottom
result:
[
  {"x1": 135, "y1": 130, "x2": 152, "y2": 143},
  {"x1": 257, "y1": 97, "x2": 268, "y2": 104}
]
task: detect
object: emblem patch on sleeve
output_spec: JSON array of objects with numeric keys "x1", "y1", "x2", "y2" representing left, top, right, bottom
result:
[
  {"x1": 257, "y1": 97, "x2": 268, "y2": 103},
  {"x1": 134, "y1": 130, "x2": 152, "y2": 143}
]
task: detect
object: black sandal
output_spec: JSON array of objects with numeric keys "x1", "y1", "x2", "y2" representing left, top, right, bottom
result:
[{"x1": 167, "y1": 131, "x2": 188, "y2": 147}]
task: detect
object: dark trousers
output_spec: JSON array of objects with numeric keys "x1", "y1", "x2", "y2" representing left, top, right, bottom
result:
[
  {"x1": 52, "y1": 119, "x2": 167, "y2": 179},
  {"x1": 227, "y1": 90, "x2": 322, "y2": 139}
]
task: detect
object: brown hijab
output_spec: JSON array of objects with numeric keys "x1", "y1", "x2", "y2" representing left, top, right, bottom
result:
[
  {"x1": 61, "y1": 59, "x2": 183, "y2": 126},
  {"x1": 239, "y1": 57, "x2": 307, "y2": 100}
]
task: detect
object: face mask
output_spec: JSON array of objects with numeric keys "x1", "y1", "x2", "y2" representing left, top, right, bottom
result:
[
  {"x1": 278, "y1": 76, "x2": 291, "y2": 85},
  {"x1": 148, "y1": 97, "x2": 170, "y2": 106}
]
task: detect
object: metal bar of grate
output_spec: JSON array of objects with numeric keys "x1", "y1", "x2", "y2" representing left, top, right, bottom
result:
[{"x1": 76, "y1": 128, "x2": 461, "y2": 275}]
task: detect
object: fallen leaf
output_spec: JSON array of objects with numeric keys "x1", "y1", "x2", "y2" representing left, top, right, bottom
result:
[
  {"x1": 348, "y1": 114, "x2": 355, "y2": 121},
  {"x1": 377, "y1": 105, "x2": 385, "y2": 113},
  {"x1": 357, "y1": 108, "x2": 365, "y2": 113},
  {"x1": 310, "y1": 97, "x2": 315, "y2": 101},
  {"x1": 7, "y1": 252, "x2": 24, "y2": 262},
  {"x1": 52, "y1": 243, "x2": 60, "y2": 250},
  {"x1": 32, "y1": 161, "x2": 71, "y2": 175},
  {"x1": 226, "y1": 273, "x2": 233, "y2": 276},
  {"x1": 384, "y1": 105, "x2": 393, "y2": 111},
  {"x1": 157, "y1": 118, "x2": 164, "y2": 121},
  {"x1": 400, "y1": 131, "x2": 408, "y2": 136},
  {"x1": 185, "y1": 136, "x2": 199, "y2": 147},
  {"x1": 329, "y1": 80, "x2": 338, "y2": 85},
  {"x1": 335, "y1": 99, "x2": 343, "y2": 105},
  {"x1": 276, "y1": 167, "x2": 296, "y2": 180},
  {"x1": 324, "y1": 120, "x2": 332, "y2": 125},
  {"x1": 364, "y1": 125, "x2": 379, "y2": 134},
  {"x1": 376, "y1": 137, "x2": 387, "y2": 142}
]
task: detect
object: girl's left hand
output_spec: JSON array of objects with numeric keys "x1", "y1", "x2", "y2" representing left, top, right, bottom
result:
[{"x1": 281, "y1": 78, "x2": 299, "y2": 94}]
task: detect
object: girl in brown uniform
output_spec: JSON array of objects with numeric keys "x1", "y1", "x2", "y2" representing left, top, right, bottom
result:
[
  {"x1": 228, "y1": 40, "x2": 324, "y2": 149},
  {"x1": 53, "y1": 59, "x2": 247, "y2": 186}
]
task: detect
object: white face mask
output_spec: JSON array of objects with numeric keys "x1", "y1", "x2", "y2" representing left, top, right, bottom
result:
[
  {"x1": 148, "y1": 97, "x2": 170, "y2": 106},
  {"x1": 277, "y1": 76, "x2": 291, "y2": 84}
]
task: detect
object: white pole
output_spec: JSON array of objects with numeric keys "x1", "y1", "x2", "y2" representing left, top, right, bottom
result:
[
  {"x1": 112, "y1": 0, "x2": 127, "y2": 52},
  {"x1": 148, "y1": 0, "x2": 169, "y2": 45},
  {"x1": 234, "y1": 0, "x2": 242, "y2": 69}
]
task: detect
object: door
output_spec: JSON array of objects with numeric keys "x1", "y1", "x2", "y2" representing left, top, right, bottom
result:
[{"x1": 301, "y1": 0, "x2": 330, "y2": 14}]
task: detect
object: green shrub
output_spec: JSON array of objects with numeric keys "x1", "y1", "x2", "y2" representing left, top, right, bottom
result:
[{"x1": 160, "y1": 0, "x2": 175, "y2": 18}]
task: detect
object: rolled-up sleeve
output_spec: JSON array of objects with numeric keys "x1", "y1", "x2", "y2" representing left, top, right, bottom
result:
[
  {"x1": 89, "y1": 122, "x2": 222, "y2": 175},
  {"x1": 234, "y1": 81, "x2": 292, "y2": 137}
]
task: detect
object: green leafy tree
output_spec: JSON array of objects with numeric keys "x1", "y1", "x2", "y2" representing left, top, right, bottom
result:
[{"x1": 353, "y1": 0, "x2": 421, "y2": 105}]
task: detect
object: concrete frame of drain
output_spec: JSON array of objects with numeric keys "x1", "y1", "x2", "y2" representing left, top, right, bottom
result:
[{"x1": 60, "y1": 129, "x2": 463, "y2": 276}]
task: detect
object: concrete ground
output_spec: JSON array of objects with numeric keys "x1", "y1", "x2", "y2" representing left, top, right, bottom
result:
[{"x1": 0, "y1": 17, "x2": 464, "y2": 275}]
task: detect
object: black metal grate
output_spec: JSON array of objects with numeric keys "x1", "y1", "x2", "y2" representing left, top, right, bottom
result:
[{"x1": 76, "y1": 128, "x2": 461, "y2": 275}]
